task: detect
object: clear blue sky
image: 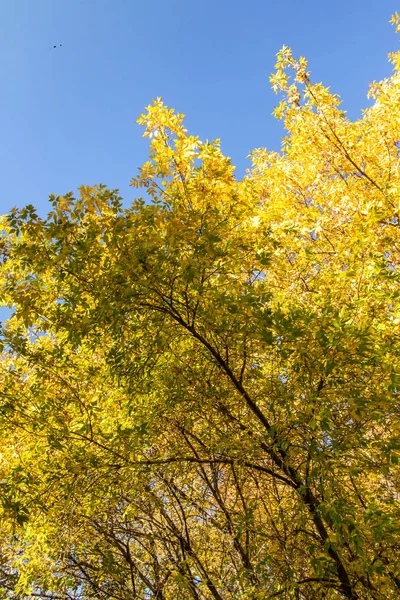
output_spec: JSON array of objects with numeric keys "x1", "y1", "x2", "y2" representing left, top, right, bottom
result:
[{"x1": 0, "y1": 0, "x2": 399, "y2": 217}]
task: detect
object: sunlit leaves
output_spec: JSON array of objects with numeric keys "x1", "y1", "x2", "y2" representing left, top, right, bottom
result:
[{"x1": 1, "y1": 19, "x2": 400, "y2": 600}]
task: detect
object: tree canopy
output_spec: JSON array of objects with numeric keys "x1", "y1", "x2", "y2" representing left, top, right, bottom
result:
[{"x1": 1, "y1": 17, "x2": 400, "y2": 599}]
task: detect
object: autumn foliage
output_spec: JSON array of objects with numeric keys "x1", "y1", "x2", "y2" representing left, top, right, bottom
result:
[{"x1": 1, "y1": 16, "x2": 400, "y2": 600}]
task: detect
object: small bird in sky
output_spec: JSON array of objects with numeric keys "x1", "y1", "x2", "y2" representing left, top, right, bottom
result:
[{"x1": 50, "y1": 44, "x2": 62, "y2": 49}]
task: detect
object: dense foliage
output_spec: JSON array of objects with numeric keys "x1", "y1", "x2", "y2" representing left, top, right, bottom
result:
[{"x1": 1, "y1": 17, "x2": 400, "y2": 599}]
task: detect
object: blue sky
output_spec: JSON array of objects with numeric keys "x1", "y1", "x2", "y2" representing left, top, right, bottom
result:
[{"x1": 0, "y1": 0, "x2": 399, "y2": 217}]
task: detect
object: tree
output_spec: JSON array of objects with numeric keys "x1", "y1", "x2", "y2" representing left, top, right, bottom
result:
[{"x1": 1, "y1": 16, "x2": 400, "y2": 599}]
